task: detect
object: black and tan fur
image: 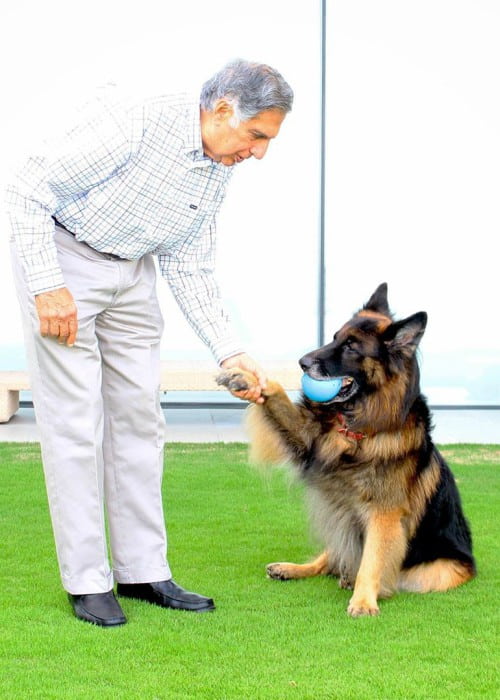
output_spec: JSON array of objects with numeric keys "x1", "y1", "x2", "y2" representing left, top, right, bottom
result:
[{"x1": 217, "y1": 284, "x2": 475, "y2": 617}]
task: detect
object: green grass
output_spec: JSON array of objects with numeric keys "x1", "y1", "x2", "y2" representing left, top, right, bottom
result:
[{"x1": 0, "y1": 442, "x2": 498, "y2": 699}]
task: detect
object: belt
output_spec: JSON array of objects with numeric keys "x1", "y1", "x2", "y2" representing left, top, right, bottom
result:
[{"x1": 52, "y1": 217, "x2": 125, "y2": 260}]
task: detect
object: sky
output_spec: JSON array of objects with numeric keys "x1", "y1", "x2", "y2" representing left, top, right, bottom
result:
[{"x1": 1, "y1": 0, "x2": 498, "y2": 403}]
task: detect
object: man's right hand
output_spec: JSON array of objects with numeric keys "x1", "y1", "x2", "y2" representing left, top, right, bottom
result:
[
  {"x1": 219, "y1": 352, "x2": 267, "y2": 404},
  {"x1": 35, "y1": 287, "x2": 78, "y2": 346}
]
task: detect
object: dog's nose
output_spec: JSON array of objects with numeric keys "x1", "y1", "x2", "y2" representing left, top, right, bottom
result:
[{"x1": 299, "y1": 354, "x2": 314, "y2": 371}]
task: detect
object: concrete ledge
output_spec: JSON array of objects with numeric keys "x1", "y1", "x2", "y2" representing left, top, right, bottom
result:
[
  {"x1": 0, "y1": 362, "x2": 302, "y2": 423},
  {"x1": 3, "y1": 406, "x2": 500, "y2": 444}
]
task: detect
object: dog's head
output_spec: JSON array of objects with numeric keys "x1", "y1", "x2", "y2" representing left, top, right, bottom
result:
[{"x1": 300, "y1": 283, "x2": 427, "y2": 412}]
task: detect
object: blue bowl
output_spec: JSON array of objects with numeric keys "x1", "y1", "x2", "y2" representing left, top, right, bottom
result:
[{"x1": 301, "y1": 374, "x2": 342, "y2": 402}]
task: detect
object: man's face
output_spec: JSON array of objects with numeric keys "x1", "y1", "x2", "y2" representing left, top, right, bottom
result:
[{"x1": 201, "y1": 101, "x2": 286, "y2": 167}]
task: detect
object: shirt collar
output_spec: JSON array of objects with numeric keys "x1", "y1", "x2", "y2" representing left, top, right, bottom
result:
[
  {"x1": 182, "y1": 97, "x2": 214, "y2": 168},
  {"x1": 181, "y1": 96, "x2": 236, "y2": 179}
]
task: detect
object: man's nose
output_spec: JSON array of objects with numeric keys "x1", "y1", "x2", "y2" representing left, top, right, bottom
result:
[{"x1": 250, "y1": 141, "x2": 269, "y2": 160}]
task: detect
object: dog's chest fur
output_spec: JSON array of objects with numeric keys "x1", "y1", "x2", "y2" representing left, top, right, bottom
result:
[
  {"x1": 297, "y1": 427, "x2": 437, "y2": 582},
  {"x1": 306, "y1": 432, "x2": 409, "y2": 506}
]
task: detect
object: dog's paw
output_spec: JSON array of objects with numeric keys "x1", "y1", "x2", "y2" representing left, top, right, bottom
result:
[
  {"x1": 339, "y1": 576, "x2": 354, "y2": 590},
  {"x1": 266, "y1": 563, "x2": 294, "y2": 580},
  {"x1": 339, "y1": 565, "x2": 354, "y2": 590},
  {"x1": 347, "y1": 595, "x2": 380, "y2": 618},
  {"x1": 215, "y1": 367, "x2": 260, "y2": 397},
  {"x1": 215, "y1": 368, "x2": 252, "y2": 391}
]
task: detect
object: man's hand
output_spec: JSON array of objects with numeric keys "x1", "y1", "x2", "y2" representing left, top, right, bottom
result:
[
  {"x1": 35, "y1": 287, "x2": 78, "y2": 347},
  {"x1": 220, "y1": 352, "x2": 267, "y2": 404}
]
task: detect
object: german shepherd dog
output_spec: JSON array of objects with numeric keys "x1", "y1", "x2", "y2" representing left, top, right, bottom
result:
[{"x1": 217, "y1": 284, "x2": 475, "y2": 616}]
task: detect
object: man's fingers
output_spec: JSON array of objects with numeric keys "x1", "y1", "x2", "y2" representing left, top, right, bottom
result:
[
  {"x1": 39, "y1": 318, "x2": 49, "y2": 337},
  {"x1": 256, "y1": 370, "x2": 267, "y2": 390},
  {"x1": 49, "y1": 319, "x2": 61, "y2": 338},
  {"x1": 67, "y1": 320, "x2": 77, "y2": 347},
  {"x1": 57, "y1": 322, "x2": 70, "y2": 343},
  {"x1": 54, "y1": 318, "x2": 78, "y2": 346},
  {"x1": 233, "y1": 387, "x2": 264, "y2": 404}
]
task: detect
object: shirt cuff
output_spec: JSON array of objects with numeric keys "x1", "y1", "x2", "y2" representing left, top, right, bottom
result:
[
  {"x1": 210, "y1": 336, "x2": 246, "y2": 366},
  {"x1": 24, "y1": 260, "x2": 66, "y2": 295}
]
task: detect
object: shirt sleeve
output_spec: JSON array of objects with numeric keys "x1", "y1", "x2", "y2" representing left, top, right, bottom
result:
[
  {"x1": 157, "y1": 219, "x2": 244, "y2": 365},
  {"x1": 4, "y1": 88, "x2": 144, "y2": 294}
]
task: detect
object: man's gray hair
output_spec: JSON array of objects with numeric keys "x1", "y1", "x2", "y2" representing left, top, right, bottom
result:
[{"x1": 200, "y1": 59, "x2": 293, "y2": 122}]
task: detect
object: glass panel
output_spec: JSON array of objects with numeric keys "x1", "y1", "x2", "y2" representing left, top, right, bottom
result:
[{"x1": 324, "y1": 2, "x2": 500, "y2": 405}]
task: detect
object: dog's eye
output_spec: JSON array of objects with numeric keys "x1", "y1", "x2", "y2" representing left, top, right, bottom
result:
[{"x1": 344, "y1": 338, "x2": 358, "y2": 354}]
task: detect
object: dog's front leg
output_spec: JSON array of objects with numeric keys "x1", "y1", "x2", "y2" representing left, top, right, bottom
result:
[
  {"x1": 217, "y1": 369, "x2": 312, "y2": 461},
  {"x1": 347, "y1": 509, "x2": 406, "y2": 617}
]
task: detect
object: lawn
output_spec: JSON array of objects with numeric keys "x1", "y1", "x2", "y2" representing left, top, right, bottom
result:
[{"x1": 0, "y1": 442, "x2": 498, "y2": 699}]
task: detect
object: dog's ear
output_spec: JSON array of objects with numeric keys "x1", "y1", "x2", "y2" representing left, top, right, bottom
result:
[
  {"x1": 364, "y1": 283, "x2": 389, "y2": 315},
  {"x1": 383, "y1": 312, "x2": 427, "y2": 356}
]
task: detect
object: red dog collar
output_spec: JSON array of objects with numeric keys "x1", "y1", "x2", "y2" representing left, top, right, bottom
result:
[{"x1": 336, "y1": 413, "x2": 366, "y2": 441}]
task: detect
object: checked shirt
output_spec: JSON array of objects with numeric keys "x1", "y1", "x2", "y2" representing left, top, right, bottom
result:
[{"x1": 5, "y1": 86, "x2": 243, "y2": 363}]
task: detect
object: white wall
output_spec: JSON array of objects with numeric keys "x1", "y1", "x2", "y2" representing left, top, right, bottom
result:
[{"x1": 0, "y1": 0, "x2": 321, "y2": 366}]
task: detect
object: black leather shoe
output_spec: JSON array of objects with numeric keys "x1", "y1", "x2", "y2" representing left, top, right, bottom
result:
[
  {"x1": 116, "y1": 579, "x2": 215, "y2": 612},
  {"x1": 68, "y1": 590, "x2": 127, "y2": 626}
]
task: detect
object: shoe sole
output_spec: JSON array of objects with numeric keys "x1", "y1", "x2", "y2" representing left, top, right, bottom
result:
[{"x1": 75, "y1": 614, "x2": 127, "y2": 626}]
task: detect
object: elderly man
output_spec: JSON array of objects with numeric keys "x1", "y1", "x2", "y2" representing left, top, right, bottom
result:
[{"x1": 6, "y1": 59, "x2": 293, "y2": 626}]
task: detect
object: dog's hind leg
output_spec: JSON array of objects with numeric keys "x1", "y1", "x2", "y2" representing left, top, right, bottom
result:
[
  {"x1": 267, "y1": 550, "x2": 331, "y2": 580},
  {"x1": 398, "y1": 558, "x2": 476, "y2": 593}
]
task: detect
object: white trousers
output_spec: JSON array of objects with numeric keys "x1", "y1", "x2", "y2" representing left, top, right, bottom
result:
[{"x1": 11, "y1": 226, "x2": 172, "y2": 594}]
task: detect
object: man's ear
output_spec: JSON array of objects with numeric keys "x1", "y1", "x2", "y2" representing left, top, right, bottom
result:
[{"x1": 212, "y1": 98, "x2": 235, "y2": 124}]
